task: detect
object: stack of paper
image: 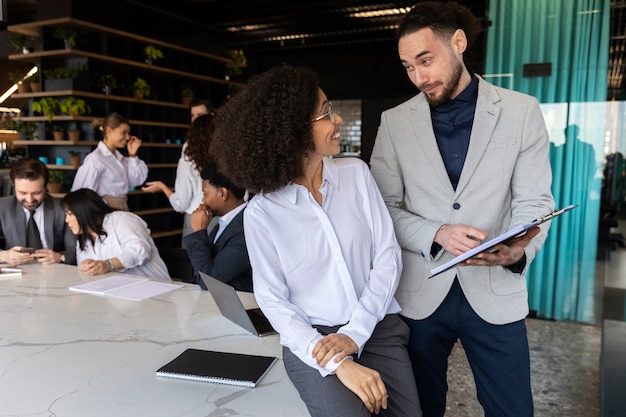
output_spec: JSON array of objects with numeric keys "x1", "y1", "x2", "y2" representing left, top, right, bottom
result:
[{"x1": 69, "y1": 275, "x2": 183, "y2": 301}]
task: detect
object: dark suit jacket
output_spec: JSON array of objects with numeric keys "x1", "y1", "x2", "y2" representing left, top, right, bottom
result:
[
  {"x1": 183, "y1": 208, "x2": 253, "y2": 292},
  {"x1": 0, "y1": 194, "x2": 77, "y2": 265}
]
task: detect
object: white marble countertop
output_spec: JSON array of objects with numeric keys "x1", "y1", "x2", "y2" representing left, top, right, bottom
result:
[{"x1": 0, "y1": 263, "x2": 309, "y2": 417}]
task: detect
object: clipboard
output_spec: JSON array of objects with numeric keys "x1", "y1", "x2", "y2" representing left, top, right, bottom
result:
[{"x1": 429, "y1": 205, "x2": 578, "y2": 278}]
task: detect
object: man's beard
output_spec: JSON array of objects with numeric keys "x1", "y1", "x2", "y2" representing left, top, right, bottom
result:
[{"x1": 422, "y1": 59, "x2": 464, "y2": 106}]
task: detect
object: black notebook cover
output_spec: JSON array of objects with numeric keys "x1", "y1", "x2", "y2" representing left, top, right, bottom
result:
[{"x1": 156, "y1": 348, "x2": 278, "y2": 387}]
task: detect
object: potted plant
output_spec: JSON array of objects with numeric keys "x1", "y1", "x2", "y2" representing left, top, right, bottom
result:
[
  {"x1": 6, "y1": 33, "x2": 32, "y2": 54},
  {"x1": 67, "y1": 123, "x2": 81, "y2": 142},
  {"x1": 59, "y1": 96, "x2": 91, "y2": 117},
  {"x1": 68, "y1": 150, "x2": 81, "y2": 167},
  {"x1": 11, "y1": 120, "x2": 38, "y2": 140},
  {"x1": 43, "y1": 63, "x2": 86, "y2": 91},
  {"x1": 53, "y1": 25, "x2": 79, "y2": 48},
  {"x1": 95, "y1": 73, "x2": 119, "y2": 95},
  {"x1": 47, "y1": 169, "x2": 64, "y2": 193},
  {"x1": 226, "y1": 49, "x2": 247, "y2": 80},
  {"x1": 181, "y1": 85, "x2": 194, "y2": 105},
  {"x1": 32, "y1": 97, "x2": 61, "y2": 122},
  {"x1": 25, "y1": 71, "x2": 41, "y2": 92},
  {"x1": 144, "y1": 45, "x2": 164, "y2": 65},
  {"x1": 132, "y1": 77, "x2": 151, "y2": 100},
  {"x1": 49, "y1": 124, "x2": 65, "y2": 141}
]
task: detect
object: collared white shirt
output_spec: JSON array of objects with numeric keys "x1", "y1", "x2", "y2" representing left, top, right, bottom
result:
[
  {"x1": 71, "y1": 141, "x2": 148, "y2": 197},
  {"x1": 22, "y1": 204, "x2": 49, "y2": 248},
  {"x1": 168, "y1": 143, "x2": 203, "y2": 215},
  {"x1": 244, "y1": 157, "x2": 402, "y2": 376},
  {"x1": 76, "y1": 211, "x2": 170, "y2": 280}
]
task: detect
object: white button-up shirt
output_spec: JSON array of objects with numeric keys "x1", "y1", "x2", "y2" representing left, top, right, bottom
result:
[
  {"x1": 76, "y1": 211, "x2": 170, "y2": 280},
  {"x1": 72, "y1": 141, "x2": 148, "y2": 197},
  {"x1": 168, "y1": 143, "x2": 203, "y2": 214},
  {"x1": 244, "y1": 157, "x2": 402, "y2": 376}
]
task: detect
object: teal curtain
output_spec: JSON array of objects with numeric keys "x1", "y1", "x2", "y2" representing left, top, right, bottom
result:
[{"x1": 484, "y1": 0, "x2": 610, "y2": 322}]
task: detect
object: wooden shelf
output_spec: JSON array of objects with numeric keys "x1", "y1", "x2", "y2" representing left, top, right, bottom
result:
[
  {"x1": 151, "y1": 229, "x2": 183, "y2": 239},
  {"x1": 14, "y1": 115, "x2": 189, "y2": 129},
  {"x1": 134, "y1": 207, "x2": 175, "y2": 216},
  {"x1": 8, "y1": 17, "x2": 235, "y2": 65},
  {"x1": 13, "y1": 140, "x2": 183, "y2": 148},
  {"x1": 12, "y1": 90, "x2": 194, "y2": 109},
  {"x1": 9, "y1": 48, "x2": 244, "y2": 87}
]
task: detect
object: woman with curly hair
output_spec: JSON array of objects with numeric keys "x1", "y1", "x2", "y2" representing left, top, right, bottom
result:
[
  {"x1": 142, "y1": 113, "x2": 215, "y2": 242},
  {"x1": 210, "y1": 64, "x2": 420, "y2": 417},
  {"x1": 61, "y1": 188, "x2": 170, "y2": 280}
]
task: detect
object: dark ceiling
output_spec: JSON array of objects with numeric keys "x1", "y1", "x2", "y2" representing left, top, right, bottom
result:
[{"x1": 1, "y1": 0, "x2": 624, "y2": 100}]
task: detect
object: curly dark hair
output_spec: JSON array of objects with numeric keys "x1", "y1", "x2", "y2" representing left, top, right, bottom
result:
[
  {"x1": 398, "y1": 1, "x2": 482, "y2": 47},
  {"x1": 183, "y1": 113, "x2": 214, "y2": 171},
  {"x1": 60, "y1": 188, "x2": 115, "y2": 250},
  {"x1": 210, "y1": 64, "x2": 319, "y2": 194}
]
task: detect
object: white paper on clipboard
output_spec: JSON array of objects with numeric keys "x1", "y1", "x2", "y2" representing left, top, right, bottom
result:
[{"x1": 429, "y1": 205, "x2": 578, "y2": 278}]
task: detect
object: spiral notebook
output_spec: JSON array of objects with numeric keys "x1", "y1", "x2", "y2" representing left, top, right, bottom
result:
[{"x1": 156, "y1": 348, "x2": 278, "y2": 388}]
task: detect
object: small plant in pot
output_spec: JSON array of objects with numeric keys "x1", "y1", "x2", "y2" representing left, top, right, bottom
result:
[
  {"x1": 11, "y1": 120, "x2": 38, "y2": 140},
  {"x1": 144, "y1": 45, "x2": 163, "y2": 65},
  {"x1": 181, "y1": 85, "x2": 194, "y2": 105},
  {"x1": 6, "y1": 33, "x2": 32, "y2": 54},
  {"x1": 68, "y1": 150, "x2": 81, "y2": 167},
  {"x1": 59, "y1": 97, "x2": 91, "y2": 117},
  {"x1": 132, "y1": 77, "x2": 151, "y2": 100},
  {"x1": 26, "y1": 72, "x2": 41, "y2": 92},
  {"x1": 95, "y1": 73, "x2": 119, "y2": 95},
  {"x1": 47, "y1": 169, "x2": 64, "y2": 194},
  {"x1": 53, "y1": 25, "x2": 79, "y2": 48},
  {"x1": 32, "y1": 97, "x2": 61, "y2": 122},
  {"x1": 49, "y1": 124, "x2": 65, "y2": 141}
]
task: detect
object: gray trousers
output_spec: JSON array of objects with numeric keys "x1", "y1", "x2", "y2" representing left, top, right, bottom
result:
[{"x1": 283, "y1": 314, "x2": 422, "y2": 417}]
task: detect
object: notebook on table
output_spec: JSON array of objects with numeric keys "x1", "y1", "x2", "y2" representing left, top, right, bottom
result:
[
  {"x1": 198, "y1": 272, "x2": 277, "y2": 337},
  {"x1": 156, "y1": 348, "x2": 278, "y2": 387}
]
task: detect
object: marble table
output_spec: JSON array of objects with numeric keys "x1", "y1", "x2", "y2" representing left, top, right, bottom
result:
[{"x1": 0, "y1": 263, "x2": 309, "y2": 417}]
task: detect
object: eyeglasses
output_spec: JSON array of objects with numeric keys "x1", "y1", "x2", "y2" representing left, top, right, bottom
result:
[{"x1": 310, "y1": 102, "x2": 335, "y2": 123}]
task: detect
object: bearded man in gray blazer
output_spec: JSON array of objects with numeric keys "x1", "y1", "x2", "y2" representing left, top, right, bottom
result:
[
  {"x1": 0, "y1": 158, "x2": 76, "y2": 266},
  {"x1": 370, "y1": 3, "x2": 555, "y2": 417}
]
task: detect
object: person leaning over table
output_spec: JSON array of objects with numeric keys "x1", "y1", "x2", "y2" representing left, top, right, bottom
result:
[
  {"x1": 369, "y1": 2, "x2": 555, "y2": 416},
  {"x1": 71, "y1": 113, "x2": 148, "y2": 211},
  {"x1": 142, "y1": 113, "x2": 216, "y2": 243},
  {"x1": 60, "y1": 188, "x2": 170, "y2": 280},
  {"x1": 209, "y1": 64, "x2": 421, "y2": 417},
  {"x1": 0, "y1": 157, "x2": 76, "y2": 266}
]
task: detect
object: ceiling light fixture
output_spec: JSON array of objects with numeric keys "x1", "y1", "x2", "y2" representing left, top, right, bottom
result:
[{"x1": 349, "y1": 8, "x2": 411, "y2": 19}]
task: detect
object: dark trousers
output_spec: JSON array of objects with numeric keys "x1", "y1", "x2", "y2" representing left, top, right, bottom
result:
[
  {"x1": 402, "y1": 279, "x2": 533, "y2": 417},
  {"x1": 283, "y1": 314, "x2": 422, "y2": 417}
]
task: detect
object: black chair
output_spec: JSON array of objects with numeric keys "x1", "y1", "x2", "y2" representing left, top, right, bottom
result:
[{"x1": 158, "y1": 247, "x2": 195, "y2": 283}]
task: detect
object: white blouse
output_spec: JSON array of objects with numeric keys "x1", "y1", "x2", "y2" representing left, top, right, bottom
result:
[
  {"x1": 72, "y1": 141, "x2": 149, "y2": 197},
  {"x1": 168, "y1": 143, "x2": 203, "y2": 214},
  {"x1": 244, "y1": 157, "x2": 402, "y2": 376},
  {"x1": 76, "y1": 211, "x2": 170, "y2": 280}
]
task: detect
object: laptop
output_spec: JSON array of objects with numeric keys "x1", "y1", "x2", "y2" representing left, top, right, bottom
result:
[{"x1": 198, "y1": 272, "x2": 277, "y2": 337}]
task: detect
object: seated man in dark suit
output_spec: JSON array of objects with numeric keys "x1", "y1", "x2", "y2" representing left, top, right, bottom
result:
[
  {"x1": 184, "y1": 162, "x2": 252, "y2": 292},
  {"x1": 0, "y1": 158, "x2": 77, "y2": 266}
]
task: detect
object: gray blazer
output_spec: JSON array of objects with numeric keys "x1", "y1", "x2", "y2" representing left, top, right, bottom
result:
[
  {"x1": 0, "y1": 194, "x2": 77, "y2": 265},
  {"x1": 370, "y1": 75, "x2": 555, "y2": 325}
]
